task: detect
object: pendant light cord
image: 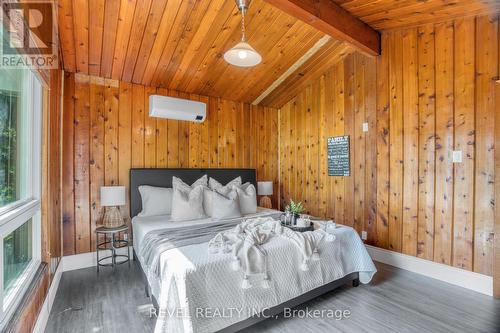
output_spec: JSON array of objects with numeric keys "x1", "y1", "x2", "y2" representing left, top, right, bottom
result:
[{"x1": 241, "y1": 9, "x2": 246, "y2": 42}]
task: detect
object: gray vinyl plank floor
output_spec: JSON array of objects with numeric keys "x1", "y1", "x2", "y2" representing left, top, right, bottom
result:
[{"x1": 45, "y1": 261, "x2": 500, "y2": 333}]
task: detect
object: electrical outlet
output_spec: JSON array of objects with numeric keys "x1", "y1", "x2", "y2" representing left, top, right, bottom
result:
[
  {"x1": 361, "y1": 231, "x2": 367, "y2": 240},
  {"x1": 362, "y1": 122, "x2": 369, "y2": 132},
  {"x1": 452, "y1": 150, "x2": 462, "y2": 163},
  {"x1": 124, "y1": 233, "x2": 128, "y2": 241}
]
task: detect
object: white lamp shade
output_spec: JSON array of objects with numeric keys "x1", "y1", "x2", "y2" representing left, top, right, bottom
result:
[
  {"x1": 257, "y1": 181, "x2": 273, "y2": 195},
  {"x1": 100, "y1": 186, "x2": 126, "y2": 206},
  {"x1": 224, "y1": 41, "x2": 262, "y2": 67}
]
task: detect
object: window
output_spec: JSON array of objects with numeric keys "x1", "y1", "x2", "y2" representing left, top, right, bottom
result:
[
  {"x1": 0, "y1": 89, "x2": 19, "y2": 207},
  {"x1": 0, "y1": 32, "x2": 42, "y2": 325},
  {"x1": 4, "y1": 218, "x2": 32, "y2": 294}
]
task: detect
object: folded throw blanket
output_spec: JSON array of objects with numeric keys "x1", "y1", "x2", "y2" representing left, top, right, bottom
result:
[
  {"x1": 140, "y1": 220, "x2": 240, "y2": 278},
  {"x1": 208, "y1": 217, "x2": 335, "y2": 289}
]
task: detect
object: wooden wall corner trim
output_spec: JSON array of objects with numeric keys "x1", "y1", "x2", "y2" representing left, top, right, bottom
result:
[
  {"x1": 494, "y1": 81, "x2": 500, "y2": 298},
  {"x1": 259, "y1": 41, "x2": 354, "y2": 108},
  {"x1": 252, "y1": 35, "x2": 332, "y2": 105}
]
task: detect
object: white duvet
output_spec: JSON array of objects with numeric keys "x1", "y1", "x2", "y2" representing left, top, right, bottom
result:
[{"x1": 133, "y1": 211, "x2": 377, "y2": 333}]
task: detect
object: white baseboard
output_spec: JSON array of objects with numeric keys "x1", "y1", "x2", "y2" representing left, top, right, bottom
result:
[
  {"x1": 365, "y1": 245, "x2": 493, "y2": 296},
  {"x1": 61, "y1": 246, "x2": 133, "y2": 272},
  {"x1": 32, "y1": 261, "x2": 63, "y2": 333},
  {"x1": 61, "y1": 251, "x2": 97, "y2": 271}
]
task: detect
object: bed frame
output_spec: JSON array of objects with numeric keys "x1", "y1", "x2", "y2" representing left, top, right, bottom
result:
[{"x1": 130, "y1": 168, "x2": 359, "y2": 333}]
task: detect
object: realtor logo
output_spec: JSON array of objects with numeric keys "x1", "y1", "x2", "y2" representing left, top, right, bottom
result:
[{"x1": 1, "y1": 0, "x2": 58, "y2": 69}]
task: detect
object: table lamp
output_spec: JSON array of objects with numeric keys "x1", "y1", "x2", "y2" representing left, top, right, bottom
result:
[
  {"x1": 257, "y1": 181, "x2": 273, "y2": 209},
  {"x1": 100, "y1": 186, "x2": 126, "y2": 228}
]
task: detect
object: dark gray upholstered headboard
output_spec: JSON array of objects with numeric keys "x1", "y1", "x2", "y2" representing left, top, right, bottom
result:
[{"x1": 129, "y1": 168, "x2": 257, "y2": 218}]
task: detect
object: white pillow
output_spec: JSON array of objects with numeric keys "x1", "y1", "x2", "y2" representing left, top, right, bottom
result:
[
  {"x1": 209, "y1": 177, "x2": 242, "y2": 192},
  {"x1": 235, "y1": 183, "x2": 257, "y2": 215},
  {"x1": 203, "y1": 187, "x2": 235, "y2": 217},
  {"x1": 205, "y1": 177, "x2": 242, "y2": 217},
  {"x1": 203, "y1": 187, "x2": 214, "y2": 217},
  {"x1": 138, "y1": 186, "x2": 173, "y2": 217},
  {"x1": 171, "y1": 185, "x2": 205, "y2": 221},
  {"x1": 172, "y1": 175, "x2": 208, "y2": 191},
  {"x1": 211, "y1": 189, "x2": 241, "y2": 220}
]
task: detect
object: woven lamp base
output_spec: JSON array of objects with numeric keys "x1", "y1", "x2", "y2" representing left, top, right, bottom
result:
[
  {"x1": 259, "y1": 196, "x2": 272, "y2": 209},
  {"x1": 102, "y1": 206, "x2": 124, "y2": 228}
]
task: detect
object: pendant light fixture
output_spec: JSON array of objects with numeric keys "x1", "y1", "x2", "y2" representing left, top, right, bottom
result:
[{"x1": 224, "y1": 0, "x2": 262, "y2": 67}]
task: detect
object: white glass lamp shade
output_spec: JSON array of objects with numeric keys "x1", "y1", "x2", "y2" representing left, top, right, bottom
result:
[
  {"x1": 224, "y1": 41, "x2": 262, "y2": 67},
  {"x1": 100, "y1": 186, "x2": 126, "y2": 207},
  {"x1": 257, "y1": 181, "x2": 273, "y2": 196}
]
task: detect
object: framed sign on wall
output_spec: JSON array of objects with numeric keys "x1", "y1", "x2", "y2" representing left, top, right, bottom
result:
[{"x1": 327, "y1": 136, "x2": 350, "y2": 176}]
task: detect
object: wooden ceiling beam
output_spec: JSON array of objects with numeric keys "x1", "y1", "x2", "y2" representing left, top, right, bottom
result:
[{"x1": 264, "y1": 0, "x2": 380, "y2": 56}]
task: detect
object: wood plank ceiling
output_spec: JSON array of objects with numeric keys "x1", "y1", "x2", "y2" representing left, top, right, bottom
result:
[
  {"x1": 58, "y1": 0, "x2": 330, "y2": 103},
  {"x1": 332, "y1": 0, "x2": 500, "y2": 30},
  {"x1": 58, "y1": 0, "x2": 500, "y2": 104}
]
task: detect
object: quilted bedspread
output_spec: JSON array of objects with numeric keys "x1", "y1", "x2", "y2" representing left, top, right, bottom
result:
[{"x1": 137, "y1": 219, "x2": 377, "y2": 333}]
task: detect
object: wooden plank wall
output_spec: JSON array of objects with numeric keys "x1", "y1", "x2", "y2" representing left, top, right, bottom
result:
[
  {"x1": 278, "y1": 14, "x2": 499, "y2": 276},
  {"x1": 62, "y1": 73, "x2": 279, "y2": 255},
  {"x1": 279, "y1": 53, "x2": 377, "y2": 246}
]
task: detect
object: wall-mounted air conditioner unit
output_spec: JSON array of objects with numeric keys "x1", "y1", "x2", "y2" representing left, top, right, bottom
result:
[{"x1": 149, "y1": 95, "x2": 206, "y2": 123}]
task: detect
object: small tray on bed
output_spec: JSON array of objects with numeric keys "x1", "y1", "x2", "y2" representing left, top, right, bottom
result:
[{"x1": 281, "y1": 222, "x2": 314, "y2": 232}]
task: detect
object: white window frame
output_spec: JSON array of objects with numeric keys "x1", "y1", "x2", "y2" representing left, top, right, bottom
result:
[{"x1": 0, "y1": 70, "x2": 42, "y2": 325}]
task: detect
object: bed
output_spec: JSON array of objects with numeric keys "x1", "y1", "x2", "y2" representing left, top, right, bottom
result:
[{"x1": 130, "y1": 168, "x2": 376, "y2": 333}]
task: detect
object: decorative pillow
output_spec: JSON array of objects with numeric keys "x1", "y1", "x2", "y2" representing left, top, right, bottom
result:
[
  {"x1": 211, "y1": 189, "x2": 241, "y2": 220},
  {"x1": 172, "y1": 175, "x2": 208, "y2": 191},
  {"x1": 203, "y1": 186, "x2": 234, "y2": 217},
  {"x1": 235, "y1": 183, "x2": 257, "y2": 215},
  {"x1": 205, "y1": 177, "x2": 242, "y2": 217},
  {"x1": 138, "y1": 186, "x2": 173, "y2": 217},
  {"x1": 203, "y1": 187, "x2": 214, "y2": 217},
  {"x1": 209, "y1": 177, "x2": 242, "y2": 192},
  {"x1": 171, "y1": 185, "x2": 205, "y2": 221}
]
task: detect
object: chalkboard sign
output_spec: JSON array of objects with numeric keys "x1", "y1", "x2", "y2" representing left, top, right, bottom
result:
[{"x1": 327, "y1": 136, "x2": 350, "y2": 176}]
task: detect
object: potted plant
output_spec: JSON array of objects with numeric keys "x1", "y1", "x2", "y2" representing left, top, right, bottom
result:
[{"x1": 284, "y1": 200, "x2": 305, "y2": 225}]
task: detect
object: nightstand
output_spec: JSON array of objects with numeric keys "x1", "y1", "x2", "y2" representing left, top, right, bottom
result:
[{"x1": 95, "y1": 225, "x2": 130, "y2": 272}]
